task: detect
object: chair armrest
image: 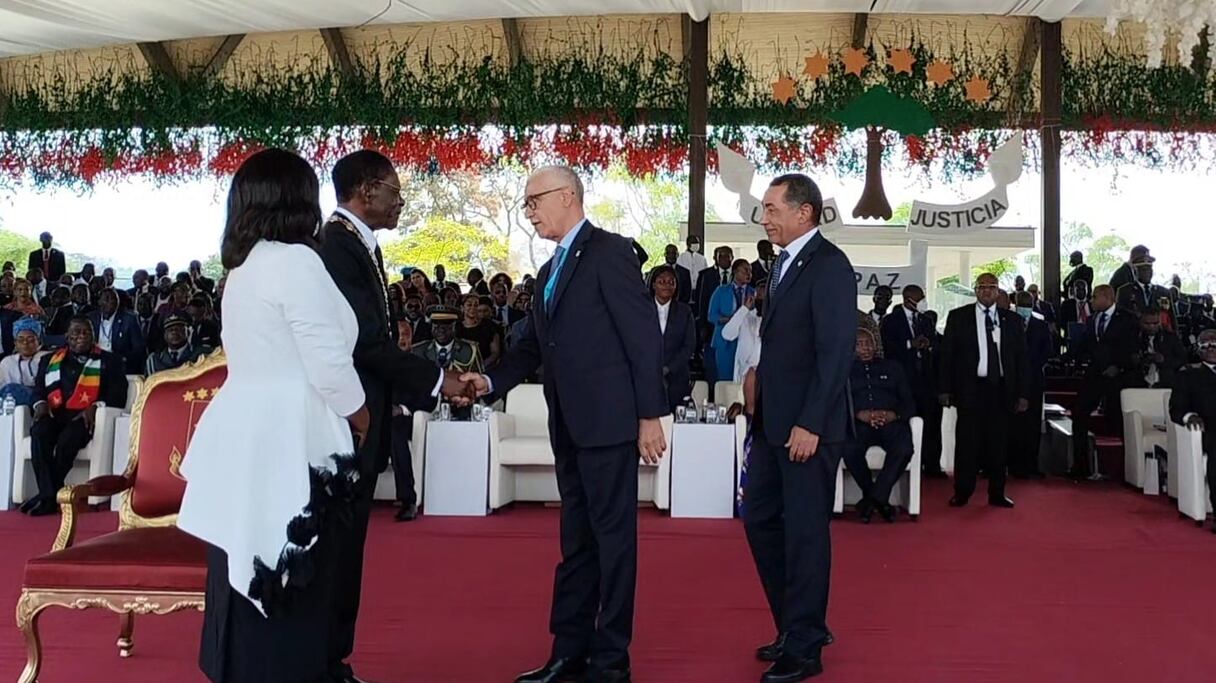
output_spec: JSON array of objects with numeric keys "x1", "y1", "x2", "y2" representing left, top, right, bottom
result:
[
  {"x1": 492, "y1": 413, "x2": 516, "y2": 441},
  {"x1": 52, "y1": 475, "x2": 134, "y2": 552}
]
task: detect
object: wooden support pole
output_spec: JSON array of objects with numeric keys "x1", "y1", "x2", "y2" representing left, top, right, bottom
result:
[
  {"x1": 686, "y1": 18, "x2": 709, "y2": 243},
  {"x1": 320, "y1": 28, "x2": 355, "y2": 78},
  {"x1": 502, "y1": 19, "x2": 523, "y2": 68},
  {"x1": 1040, "y1": 20, "x2": 1063, "y2": 304},
  {"x1": 1008, "y1": 18, "x2": 1040, "y2": 126},
  {"x1": 201, "y1": 34, "x2": 245, "y2": 80},
  {"x1": 137, "y1": 42, "x2": 181, "y2": 83},
  {"x1": 852, "y1": 13, "x2": 869, "y2": 49}
]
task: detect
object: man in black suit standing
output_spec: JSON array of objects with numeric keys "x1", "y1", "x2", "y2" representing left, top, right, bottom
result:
[
  {"x1": 490, "y1": 280, "x2": 525, "y2": 328},
  {"x1": 463, "y1": 165, "x2": 667, "y2": 683},
  {"x1": 743, "y1": 173, "x2": 855, "y2": 682},
  {"x1": 656, "y1": 244, "x2": 693, "y2": 305},
  {"x1": 880, "y1": 284, "x2": 944, "y2": 477},
  {"x1": 27, "y1": 232, "x2": 66, "y2": 284},
  {"x1": 1109, "y1": 244, "x2": 1150, "y2": 293},
  {"x1": 1062, "y1": 250, "x2": 1094, "y2": 300},
  {"x1": 319, "y1": 150, "x2": 469, "y2": 683},
  {"x1": 1169, "y1": 329, "x2": 1216, "y2": 532},
  {"x1": 1116, "y1": 254, "x2": 1171, "y2": 317},
  {"x1": 752, "y1": 239, "x2": 775, "y2": 284},
  {"x1": 1068, "y1": 283, "x2": 1139, "y2": 480},
  {"x1": 938, "y1": 272, "x2": 1030, "y2": 507},
  {"x1": 651, "y1": 264, "x2": 696, "y2": 412}
]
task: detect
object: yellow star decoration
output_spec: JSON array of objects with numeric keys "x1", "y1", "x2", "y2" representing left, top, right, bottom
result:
[
  {"x1": 771, "y1": 73, "x2": 797, "y2": 104},
  {"x1": 887, "y1": 48, "x2": 915, "y2": 75},
  {"x1": 209, "y1": 387, "x2": 220, "y2": 399},
  {"x1": 926, "y1": 59, "x2": 954, "y2": 86},
  {"x1": 182, "y1": 390, "x2": 196, "y2": 402},
  {"x1": 964, "y1": 75, "x2": 992, "y2": 104},
  {"x1": 802, "y1": 51, "x2": 830, "y2": 79},
  {"x1": 841, "y1": 47, "x2": 869, "y2": 78}
]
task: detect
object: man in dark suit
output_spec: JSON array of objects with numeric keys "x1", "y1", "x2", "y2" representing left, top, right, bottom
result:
[
  {"x1": 463, "y1": 166, "x2": 667, "y2": 683},
  {"x1": 87, "y1": 288, "x2": 146, "y2": 375},
  {"x1": 1116, "y1": 255, "x2": 1172, "y2": 318},
  {"x1": 752, "y1": 239, "x2": 775, "y2": 284},
  {"x1": 1069, "y1": 283, "x2": 1139, "y2": 480},
  {"x1": 1062, "y1": 250, "x2": 1094, "y2": 300},
  {"x1": 1060, "y1": 279, "x2": 1093, "y2": 354},
  {"x1": 938, "y1": 272, "x2": 1031, "y2": 507},
  {"x1": 1009, "y1": 292, "x2": 1054, "y2": 478},
  {"x1": 695, "y1": 246, "x2": 734, "y2": 385},
  {"x1": 319, "y1": 150, "x2": 469, "y2": 683},
  {"x1": 651, "y1": 264, "x2": 696, "y2": 412},
  {"x1": 467, "y1": 268, "x2": 491, "y2": 296},
  {"x1": 1122, "y1": 307, "x2": 1186, "y2": 389},
  {"x1": 188, "y1": 259, "x2": 216, "y2": 295},
  {"x1": 880, "y1": 284, "x2": 944, "y2": 477},
  {"x1": 22, "y1": 318, "x2": 127, "y2": 516},
  {"x1": 27, "y1": 232, "x2": 66, "y2": 284},
  {"x1": 656, "y1": 244, "x2": 693, "y2": 305},
  {"x1": 741, "y1": 173, "x2": 855, "y2": 683},
  {"x1": 1109, "y1": 244, "x2": 1150, "y2": 293},
  {"x1": 490, "y1": 280, "x2": 525, "y2": 329},
  {"x1": 145, "y1": 315, "x2": 208, "y2": 375},
  {"x1": 1169, "y1": 330, "x2": 1216, "y2": 532}
]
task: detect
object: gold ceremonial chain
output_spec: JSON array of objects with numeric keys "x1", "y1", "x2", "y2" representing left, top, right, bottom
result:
[{"x1": 328, "y1": 213, "x2": 393, "y2": 335}]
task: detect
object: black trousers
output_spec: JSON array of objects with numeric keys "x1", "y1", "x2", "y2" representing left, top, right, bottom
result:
[
  {"x1": 843, "y1": 421, "x2": 913, "y2": 505},
  {"x1": 1009, "y1": 390, "x2": 1044, "y2": 476},
  {"x1": 30, "y1": 413, "x2": 92, "y2": 501},
  {"x1": 549, "y1": 406, "x2": 639, "y2": 672},
  {"x1": 327, "y1": 467, "x2": 375, "y2": 678},
  {"x1": 1070, "y1": 378, "x2": 1121, "y2": 477},
  {"x1": 390, "y1": 414, "x2": 417, "y2": 507},
  {"x1": 954, "y1": 379, "x2": 1010, "y2": 501},
  {"x1": 914, "y1": 388, "x2": 944, "y2": 472},
  {"x1": 743, "y1": 435, "x2": 841, "y2": 659},
  {"x1": 1206, "y1": 433, "x2": 1216, "y2": 515}
]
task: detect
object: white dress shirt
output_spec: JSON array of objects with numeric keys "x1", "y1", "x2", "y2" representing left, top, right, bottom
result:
[
  {"x1": 0, "y1": 351, "x2": 46, "y2": 388},
  {"x1": 974, "y1": 303, "x2": 1003, "y2": 378},
  {"x1": 656, "y1": 299, "x2": 671, "y2": 335},
  {"x1": 774, "y1": 228, "x2": 820, "y2": 285},
  {"x1": 1095, "y1": 305, "x2": 1115, "y2": 340},
  {"x1": 98, "y1": 314, "x2": 116, "y2": 352},
  {"x1": 903, "y1": 306, "x2": 918, "y2": 349},
  {"x1": 676, "y1": 251, "x2": 707, "y2": 289}
]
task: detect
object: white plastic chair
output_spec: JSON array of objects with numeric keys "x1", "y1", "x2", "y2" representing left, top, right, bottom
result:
[
  {"x1": 834, "y1": 417, "x2": 923, "y2": 519},
  {"x1": 940, "y1": 407, "x2": 957, "y2": 474},
  {"x1": 1173, "y1": 422, "x2": 1210, "y2": 525},
  {"x1": 489, "y1": 385, "x2": 558, "y2": 508},
  {"x1": 1121, "y1": 388, "x2": 1170, "y2": 489},
  {"x1": 373, "y1": 411, "x2": 431, "y2": 506},
  {"x1": 12, "y1": 403, "x2": 123, "y2": 506}
]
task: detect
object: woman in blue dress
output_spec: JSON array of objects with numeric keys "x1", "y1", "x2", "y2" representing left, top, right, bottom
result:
[{"x1": 707, "y1": 259, "x2": 754, "y2": 383}]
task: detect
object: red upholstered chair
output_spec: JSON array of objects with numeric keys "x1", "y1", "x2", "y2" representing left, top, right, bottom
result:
[{"x1": 16, "y1": 350, "x2": 227, "y2": 683}]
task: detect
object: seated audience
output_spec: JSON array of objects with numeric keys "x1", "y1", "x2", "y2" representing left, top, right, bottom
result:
[
  {"x1": 456, "y1": 293, "x2": 501, "y2": 368},
  {"x1": 0, "y1": 318, "x2": 48, "y2": 405},
  {"x1": 651, "y1": 265, "x2": 695, "y2": 412},
  {"x1": 467, "y1": 268, "x2": 491, "y2": 296},
  {"x1": 87, "y1": 288, "x2": 146, "y2": 375},
  {"x1": 1070, "y1": 284, "x2": 1138, "y2": 480},
  {"x1": 187, "y1": 294, "x2": 223, "y2": 350},
  {"x1": 412, "y1": 305, "x2": 483, "y2": 373},
  {"x1": 1168, "y1": 329, "x2": 1216, "y2": 533},
  {"x1": 22, "y1": 318, "x2": 127, "y2": 516},
  {"x1": 490, "y1": 281, "x2": 524, "y2": 329},
  {"x1": 844, "y1": 326, "x2": 915, "y2": 523},
  {"x1": 145, "y1": 314, "x2": 208, "y2": 375},
  {"x1": 4, "y1": 278, "x2": 46, "y2": 319},
  {"x1": 1123, "y1": 307, "x2": 1186, "y2": 389}
]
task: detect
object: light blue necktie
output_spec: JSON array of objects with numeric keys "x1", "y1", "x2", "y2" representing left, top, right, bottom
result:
[{"x1": 544, "y1": 245, "x2": 568, "y2": 314}]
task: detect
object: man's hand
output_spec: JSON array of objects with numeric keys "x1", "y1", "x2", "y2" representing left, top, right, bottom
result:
[
  {"x1": 82, "y1": 404, "x2": 98, "y2": 434},
  {"x1": 856, "y1": 409, "x2": 872, "y2": 424},
  {"x1": 913, "y1": 336, "x2": 931, "y2": 350},
  {"x1": 441, "y1": 369, "x2": 475, "y2": 407},
  {"x1": 347, "y1": 405, "x2": 370, "y2": 447},
  {"x1": 742, "y1": 294, "x2": 756, "y2": 310},
  {"x1": 786, "y1": 426, "x2": 820, "y2": 462},
  {"x1": 459, "y1": 372, "x2": 491, "y2": 397},
  {"x1": 938, "y1": 393, "x2": 952, "y2": 407},
  {"x1": 638, "y1": 418, "x2": 666, "y2": 465},
  {"x1": 1185, "y1": 414, "x2": 1205, "y2": 431},
  {"x1": 1015, "y1": 398, "x2": 1029, "y2": 413},
  {"x1": 726, "y1": 403, "x2": 745, "y2": 421}
]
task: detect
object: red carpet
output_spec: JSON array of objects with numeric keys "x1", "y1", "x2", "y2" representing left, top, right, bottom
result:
[{"x1": 3, "y1": 478, "x2": 1215, "y2": 682}]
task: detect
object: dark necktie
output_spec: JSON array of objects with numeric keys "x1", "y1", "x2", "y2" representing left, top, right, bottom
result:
[
  {"x1": 1097, "y1": 312, "x2": 1109, "y2": 339},
  {"x1": 437, "y1": 346, "x2": 450, "y2": 368},
  {"x1": 768, "y1": 251, "x2": 790, "y2": 298},
  {"x1": 1142, "y1": 285, "x2": 1151, "y2": 307},
  {"x1": 734, "y1": 286, "x2": 745, "y2": 308},
  {"x1": 720, "y1": 269, "x2": 729, "y2": 285},
  {"x1": 984, "y1": 308, "x2": 1001, "y2": 378}
]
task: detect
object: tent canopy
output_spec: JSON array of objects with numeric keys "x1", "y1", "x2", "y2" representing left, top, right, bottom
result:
[{"x1": 0, "y1": 0, "x2": 1114, "y2": 59}]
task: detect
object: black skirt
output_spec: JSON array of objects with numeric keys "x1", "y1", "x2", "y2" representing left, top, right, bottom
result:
[{"x1": 200, "y1": 541, "x2": 338, "y2": 683}]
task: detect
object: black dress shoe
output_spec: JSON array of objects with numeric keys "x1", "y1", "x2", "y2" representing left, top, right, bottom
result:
[
  {"x1": 756, "y1": 634, "x2": 785, "y2": 661},
  {"x1": 988, "y1": 496, "x2": 1015, "y2": 508},
  {"x1": 857, "y1": 497, "x2": 874, "y2": 524},
  {"x1": 29, "y1": 499, "x2": 57, "y2": 516},
  {"x1": 583, "y1": 667, "x2": 631, "y2": 683},
  {"x1": 19, "y1": 497, "x2": 41, "y2": 514},
  {"x1": 395, "y1": 503, "x2": 418, "y2": 522},
  {"x1": 515, "y1": 657, "x2": 588, "y2": 683},
  {"x1": 824, "y1": 629, "x2": 834, "y2": 646},
  {"x1": 761, "y1": 653, "x2": 823, "y2": 683},
  {"x1": 948, "y1": 496, "x2": 968, "y2": 507},
  {"x1": 877, "y1": 502, "x2": 896, "y2": 523}
]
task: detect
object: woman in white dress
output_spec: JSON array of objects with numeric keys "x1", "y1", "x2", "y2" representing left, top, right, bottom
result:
[{"x1": 177, "y1": 149, "x2": 370, "y2": 683}]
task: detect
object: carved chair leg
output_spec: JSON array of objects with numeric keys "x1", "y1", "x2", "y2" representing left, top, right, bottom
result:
[
  {"x1": 16, "y1": 592, "x2": 46, "y2": 683},
  {"x1": 117, "y1": 611, "x2": 135, "y2": 658}
]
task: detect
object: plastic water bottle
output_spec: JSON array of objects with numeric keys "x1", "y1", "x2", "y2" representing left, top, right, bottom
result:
[
  {"x1": 684, "y1": 397, "x2": 698, "y2": 423},
  {"x1": 2, "y1": 395, "x2": 15, "y2": 416}
]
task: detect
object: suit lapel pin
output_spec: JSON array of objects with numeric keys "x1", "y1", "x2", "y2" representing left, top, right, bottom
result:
[
  {"x1": 575, "y1": 250, "x2": 582, "y2": 258},
  {"x1": 796, "y1": 261, "x2": 803, "y2": 267}
]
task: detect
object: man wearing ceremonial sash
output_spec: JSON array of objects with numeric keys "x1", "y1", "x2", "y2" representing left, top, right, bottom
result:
[{"x1": 23, "y1": 317, "x2": 127, "y2": 515}]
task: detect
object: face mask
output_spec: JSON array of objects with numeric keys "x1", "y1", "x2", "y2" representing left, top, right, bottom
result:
[
  {"x1": 1016, "y1": 306, "x2": 1033, "y2": 321},
  {"x1": 689, "y1": 243, "x2": 701, "y2": 253},
  {"x1": 907, "y1": 299, "x2": 921, "y2": 313}
]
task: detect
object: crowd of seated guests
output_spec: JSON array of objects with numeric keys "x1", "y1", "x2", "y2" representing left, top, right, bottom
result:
[{"x1": 7, "y1": 233, "x2": 223, "y2": 516}]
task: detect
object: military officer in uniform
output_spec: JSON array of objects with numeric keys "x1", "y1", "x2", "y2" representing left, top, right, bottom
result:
[{"x1": 411, "y1": 305, "x2": 483, "y2": 373}]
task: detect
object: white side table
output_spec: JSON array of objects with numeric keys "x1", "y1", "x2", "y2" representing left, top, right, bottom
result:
[
  {"x1": 423, "y1": 420, "x2": 489, "y2": 516},
  {"x1": 670, "y1": 423, "x2": 736, "y2": 519},
  {"x1": 0, "y1": 412, "x2": 15, "y2": 511},
  {"x1": 110, "y1": 415, "x2": 132, "y2": 511}
]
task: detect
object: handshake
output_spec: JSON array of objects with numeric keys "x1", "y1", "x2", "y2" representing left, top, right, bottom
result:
[{"x1": 439, "y1": 369, "x2": 492, "y2": 407}]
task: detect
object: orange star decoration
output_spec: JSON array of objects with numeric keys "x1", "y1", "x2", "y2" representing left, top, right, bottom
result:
[
  {"x1": 964, "y1": 75, "x2": 992, "y2": 104},
  {"x1": 803, "y1": 51, "x2": 830, "y2": 79},
  {"x1": 888, "y1": 48, "x2": 915, "y2": 75},
  {"x1": 926, "y1": 59, "x2": 954, "y2": 86},
  {"x1": 772, "y1": 73, "x2": 797, "y2": 104},
  {"x1": 841, "y1": 47, "x2": 869, "y2": 77}
]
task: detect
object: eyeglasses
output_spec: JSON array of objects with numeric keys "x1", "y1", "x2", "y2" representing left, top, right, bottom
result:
[
  {"x1": 975, "y1": 284, "x2": 1000, "y2": 291},
  {"x1": 1199, "y1": 342, "x2": 1216, "y2": 351},
  {"x1": 373, "y1": 179, "x2": 405, "y2": 200},
  {"x1": 522, "y1": 186, "x2": 569, "y2": 211}
]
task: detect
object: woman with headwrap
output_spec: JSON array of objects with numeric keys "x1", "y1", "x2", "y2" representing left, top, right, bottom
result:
[
  {"x1": 0, "y1": 318, "x2": 48, "y2": 405},
  {"x1": 3, "y1": 279, "x2": 46, "y2": 319}
]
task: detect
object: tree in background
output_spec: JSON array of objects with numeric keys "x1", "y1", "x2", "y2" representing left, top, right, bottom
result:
[
  {"x1": 0, "y1": 230, "x2": 39, "y2": 271},
  {"x1": 201, "y1": 253, "x2": 224, "y2": 280},
  {"x1": 1022, "y1": 221, "x2": 1131, "y2": 286},
  {"x1": 381, "y1": 216, "x2": 509, "y2": 280}
]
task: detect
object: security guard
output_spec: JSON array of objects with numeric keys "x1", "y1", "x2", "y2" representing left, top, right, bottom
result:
[{"x1": 410, "y1": 305, "x2": 483, "y2": 373}]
